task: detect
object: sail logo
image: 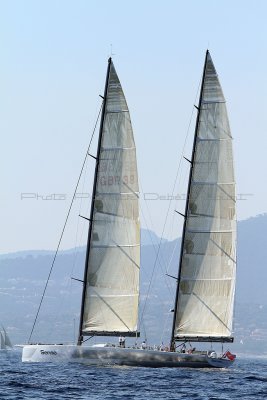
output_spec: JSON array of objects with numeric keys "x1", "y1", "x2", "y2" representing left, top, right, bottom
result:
[
  {"x1": 99, "y1": 175, "x2": 135, "y2": 186},
  {"x1": 40, "y1": 350, "x2": 57, "y2": 356}
]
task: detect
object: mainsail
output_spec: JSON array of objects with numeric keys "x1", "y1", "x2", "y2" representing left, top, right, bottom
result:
[
  {"x1": 79, "y1": 59, "x2": 140, "y2": 338},
  {"x1": 172, "y1": 51, "x2": 236, "y2": 343},
  {"x1": 0, "y1": 326, "x2": 12, "y2": 349}
]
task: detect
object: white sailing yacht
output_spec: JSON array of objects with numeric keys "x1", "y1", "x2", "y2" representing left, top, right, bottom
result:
[
  {"x1": 22, "y1": 51, "x2": 237, "y2": 368},
  {"x1": 0, "y1": 326, "x2": 12, "y2": 350}
]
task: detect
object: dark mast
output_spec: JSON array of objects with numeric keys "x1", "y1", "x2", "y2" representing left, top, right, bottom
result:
[
  {"x1": 77, "y1": 58, "x2": 112, "y2": 346},
  {"x1": 170, "y1": 51, "x2": 209, "y2": 351}
]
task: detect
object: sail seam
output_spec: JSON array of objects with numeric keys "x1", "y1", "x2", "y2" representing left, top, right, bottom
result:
[
  {"x1": 202, "y1": 101, "x2": 225, "y2": 104},
  {"x1": 88, "y1": 294, "x2": 138, "y2": 297},
  {"x1": 196, "y1": 138, "x2": 231, "y2": 142},
  {"x1": 192, "y1": 181, "x2": 235, "y2": 185},
  {"x1": 96, "y1": 192, "x2": 139, "y2": 196},
  {"x1": 180, "y1": 278, "x2": 233, "y2": 281},
  {"x1": 101, "y1": 146, "x2": 136, "y2": 150},
  {"x1": 187, "y1": 229, "x2": 234, "y2": 233},
  {"x1": 91, "y1": 244, "x2": 140, "y2": 248},
  {"x1": 106, "y1": 110, "x2": 129, "y2": 113}
]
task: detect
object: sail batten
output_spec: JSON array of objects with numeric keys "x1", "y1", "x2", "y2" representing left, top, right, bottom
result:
[
  {"x1": 91, "y1": 244, "x2": 139, "y2": 248},
  {"x1": 172, "y1": 51, "x2": 236, "y2": 343},
  {"x1": 81, "y1": 60, "x2": 140, "y2": 337}
]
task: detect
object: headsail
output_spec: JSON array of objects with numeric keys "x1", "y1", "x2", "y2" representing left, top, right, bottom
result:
[
  {"x1": 80, "y1": 59, "x2": 140, "y2": 338},
  {"x1": 172, "y1": 51, "x2": 236, "y2": 343}
]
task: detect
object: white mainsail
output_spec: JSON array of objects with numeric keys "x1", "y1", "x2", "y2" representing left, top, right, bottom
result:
[
  {"x1": 0, "y1": 332, "x2": 3, "y2": 349},
  {"x1": 82, "y1": 61, "x2": 140, "y2": 335},
  {"x1": 173, "y1": 52, "x2": 236, "y2": 341},
  {"x1": 0, "y1": 326, "x2": 12, "y2": 349}
]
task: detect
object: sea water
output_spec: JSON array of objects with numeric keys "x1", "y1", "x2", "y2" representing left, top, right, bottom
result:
[{"x1": 0, "y1": 350, "x2": 266, "y2": 399}]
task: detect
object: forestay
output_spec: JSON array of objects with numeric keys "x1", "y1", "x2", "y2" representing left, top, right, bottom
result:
[
  {"x1": 174, "y1": 52, "x2": 236, "y2": 341},
  {"x1": 82, "y1": 61, "x2": 140, "y2": 336}
]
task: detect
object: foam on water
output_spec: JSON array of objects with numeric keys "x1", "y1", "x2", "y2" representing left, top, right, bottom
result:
[{"x1": 1, "y1": 351, "x2": 267, "y2": 399}]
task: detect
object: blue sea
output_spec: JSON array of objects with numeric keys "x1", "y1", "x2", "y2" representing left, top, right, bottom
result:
[{"x1": 1, "y1": 351, "x2": 267, "y2": 399}]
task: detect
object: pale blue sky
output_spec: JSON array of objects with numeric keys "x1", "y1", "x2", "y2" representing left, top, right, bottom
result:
[{"x1": 1, "y1": 0, "x2": 267, "y2": 252}]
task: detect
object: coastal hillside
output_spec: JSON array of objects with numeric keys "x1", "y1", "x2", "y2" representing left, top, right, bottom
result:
[{"x1": 1, "y1": 214, "x2": 267, "y2": 354}]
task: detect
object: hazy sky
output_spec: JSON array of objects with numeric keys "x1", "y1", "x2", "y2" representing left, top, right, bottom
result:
[{"x1": 1, "y1": 0, "x2": 267, "y2": 253}]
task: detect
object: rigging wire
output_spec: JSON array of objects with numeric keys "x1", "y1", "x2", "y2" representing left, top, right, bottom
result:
[
  {"x1": 139, "y1": 182, "x2": 174, "y2": 297},
  {"x1": 164, "y1": 77, "x2": 203, "y2": 274},
  {"x1": 45, "y1": 150, "x2": 92, "y2": 343},
  {"x1": 137, "y1": 202, "x2": 174, "y2": 337},
  {"x1": 27, "y1": 103, "x2": 103, "y2": 344},
  {"x1": 140, "y1": 182, "x2": 171, "y2": 278},
  {"x1": 139, "y1": 77, "x2": 202, "y2": 330},
  {"x1": 66, "y1": 146, "x2": 92, "y2": 337}
]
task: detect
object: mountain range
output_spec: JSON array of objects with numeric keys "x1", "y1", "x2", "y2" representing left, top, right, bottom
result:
[{"x1": 1, "y1": 213, "x2": 267, "y2": 354}]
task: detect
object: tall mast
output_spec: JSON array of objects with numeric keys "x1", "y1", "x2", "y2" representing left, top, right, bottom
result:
[
  {"x1": 170, "y1": 50, "x2": 209, "y2": 350},
  {"x1": 77, "y1": 58, "x2": 112, "y2": 345}
]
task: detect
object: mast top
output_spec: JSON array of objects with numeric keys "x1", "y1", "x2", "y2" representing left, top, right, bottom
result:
[
  {"x1": 109, "y1": 44, "x2": 115, "y2": 60},
  {"x1": 205, "y1": 49, "x2": 211, "y2": 62}
]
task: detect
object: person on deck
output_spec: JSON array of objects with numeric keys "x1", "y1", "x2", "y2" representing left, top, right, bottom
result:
[
  {"x1": 119, "y1": 336, "x2": 125, "y2": 348},
  {"x1": 141, "y1": 340, "x2": 147, "y2": 350}
]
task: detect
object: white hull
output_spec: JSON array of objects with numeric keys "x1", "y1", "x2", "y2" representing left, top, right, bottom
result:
[{"x1": 22, "y1": 344, "x2": 234, "y2": 368}]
